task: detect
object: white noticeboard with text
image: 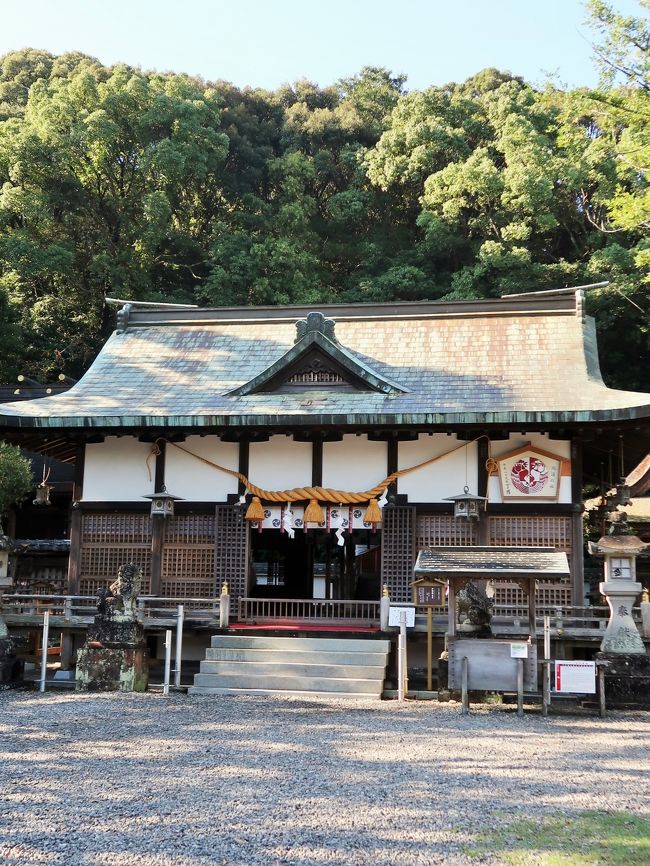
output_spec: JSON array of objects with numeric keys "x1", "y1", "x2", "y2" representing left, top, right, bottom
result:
[
  {"x1": 554, "y1": 660, "x2": 596, "y2": 694},
  {"x1": 388, "y1": 606, "x2": 416, "y2": 628}
]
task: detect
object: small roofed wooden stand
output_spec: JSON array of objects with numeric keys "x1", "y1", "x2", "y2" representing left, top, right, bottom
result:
[{"x1": 414, "y1": 547, "x2": 570, "y2": 714}]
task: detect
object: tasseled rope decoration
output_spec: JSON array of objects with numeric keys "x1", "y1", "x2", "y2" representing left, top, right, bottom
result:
[
  {"x1": 303, "y1": 498, "x2": 325, "y2": 525},
  {"x1": 150, "y1": 435, "x2": 494, "y2": 524}
]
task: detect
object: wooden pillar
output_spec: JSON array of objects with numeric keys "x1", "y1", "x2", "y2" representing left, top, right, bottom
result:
[
  {"x1": 238, "y1": 440, "x2": 249, "y2": 495},
  {"x1": 312, "y1": 438, "x2": 323, "y2": 487},
  {"x1": 67, "y1": 443, "x2": 85, "y2": 595},
  {"x1": 387, "y1": 437, "x2": 398, "y2": 499},
  {"x1": 477, "y1": 437, "x2": 489, "y2": 545},
  {"x1": 570, "y1": 436, "x2": 585, "y2": 606},
  {"x1": 149, "y1": 442, "x2": 166, "y2": 597}
]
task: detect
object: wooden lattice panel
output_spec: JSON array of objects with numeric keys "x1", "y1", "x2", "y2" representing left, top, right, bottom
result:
[
  {"x1": 381, "y1": 506, "x2": 416, "y2": 603},
  {"x1": 488, "y1": 516, "x2": 572, "y2": 551},
  {"x1": 160, "y1": 580, "x2": 216, "y2": 600},
  {"x1": 163, "y1": 514, "x2": 216, "y2": 544},
  {"x1": 489, "y1": 516, "x2": 573, "y2": 607},
  {"x1": 494, "y1": 582, "x2": 573, "y2": 616},
  {"x1": 161, "y1": 547, "x2": 215, "y2": 584},
  {"x1": 79, "y1": 512, "x2": 151, "y2": 596},
  {"x1": 416, "y1": 515, "x2": 477, "y2": 548},
  {"x1": 81, "y1": 513, "x2": 151, "y2": 544},
  {"x1": 215, "y1": 505, "x2": 249, "y2": 602},
  {"x1": 160, "y1": 514, "x2": 216, "y2": 598}
]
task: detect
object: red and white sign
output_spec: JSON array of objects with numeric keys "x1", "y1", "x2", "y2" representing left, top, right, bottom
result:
[
  {"x1": 555, "y1": 660, "x2": 596, "y2": 694},
  {"x1": 497, "y1": 446, "x2": 563, "y2": 500}
]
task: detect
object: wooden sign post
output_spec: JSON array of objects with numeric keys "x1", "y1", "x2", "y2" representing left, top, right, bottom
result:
[{"x1": 412, "y1": 580, "x2": 444, "y2": 692}]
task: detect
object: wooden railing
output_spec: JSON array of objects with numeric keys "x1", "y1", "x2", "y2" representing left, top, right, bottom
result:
[
  {"x1": 238, "y1": 597, "x2": 381, "y2": 626},
  {"x1": 0, "y1": 593, "x2": 220, "y2": 627},
  {"x1": 1, "y1": 595, "x2": 647, "y2": 640}
]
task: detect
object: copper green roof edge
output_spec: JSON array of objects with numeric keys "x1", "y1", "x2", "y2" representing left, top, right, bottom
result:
[
  {"x1": 229, "y1": 330, "x2": 409, "y2": 396},
  {"x1": 121, "y1": 292, "x2": 580, "y2": 326},
  {"x1": 2, "y1": 405, "x2": 650, "y2": 430}
]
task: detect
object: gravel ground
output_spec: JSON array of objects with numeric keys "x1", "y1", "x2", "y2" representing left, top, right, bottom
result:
[{"x1": 0, "y1": 691, "x2": 648, "y2": 866}]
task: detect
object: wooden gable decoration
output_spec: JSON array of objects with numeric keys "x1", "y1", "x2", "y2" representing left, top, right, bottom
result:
[{"x1": 229, "y1": 311, "x2": 408, "y2": 396}]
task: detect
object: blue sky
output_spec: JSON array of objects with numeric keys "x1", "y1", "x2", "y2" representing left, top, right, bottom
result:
[{"x1": 0, "y1": 0, "x2": 645, "y2": 91}]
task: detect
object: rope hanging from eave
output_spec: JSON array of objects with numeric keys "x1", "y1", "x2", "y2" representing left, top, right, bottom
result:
[{"x1": 148, "y1": 435, "x2": 492, "y2": 504}]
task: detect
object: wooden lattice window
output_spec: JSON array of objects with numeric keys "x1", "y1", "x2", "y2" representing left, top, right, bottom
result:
[
  {"x1": 493, "y1": 582, "x2": 573, "y2": 617},
  {"x1": 488, "y1": 516, "x2": 572, "y2": 551},
  {"x1": 79, "y1": 512, "x2": 152, "y2": 596},
  {"x1": 381, "y1": 506, "x2": 416, "y2": 603},
  {"x1": 215, "y1": 505, "x2": 249, "y2": 602},
  {"x1": 416, "y1": 515, "x2": 477, "y2": 548},
  {"x1": 489, "y1": 515, "x2": 574, "y2": 609},
  {"x1": 161, "y1": 580, "x2": 217, "y2": 600},
  {"x1": 160, "y1": 514, "x2": 216, "y2": 599}
]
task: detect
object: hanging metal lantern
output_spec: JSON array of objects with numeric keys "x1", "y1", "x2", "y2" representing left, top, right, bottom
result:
[
  {"x1": 444, "y1": 486, "x2": 487, "y2": 520},
  {"x1": 33, "y1": 481, "x2": 53, "y2": 506},
  {"x1": 143, "y1": 486, "x2": 182, "y2": 518},
  {"x1": 33, "y1": 462, "x2": 52, "y2": 506}
]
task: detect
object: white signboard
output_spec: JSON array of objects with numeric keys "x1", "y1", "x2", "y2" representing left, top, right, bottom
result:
[
  {"x1": 554, "y1": 660, "x2": 596, "y2": 694},
  {"x1": 388, "y1": 606, "x2": 416, "y2": 628},
  {"x1": 510, "y1": 642, "x2": 529, "y2": 659},
  {"x1": 497, "y1": 447, "x2": 562, "y2": 501}
]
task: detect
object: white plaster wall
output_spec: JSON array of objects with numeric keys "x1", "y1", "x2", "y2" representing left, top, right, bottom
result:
[
  {"x1": 164, "y1": 436, "x2": 239, "y2": 501},
  {"x1": 322, "y1": 436, "x2": 387, "y2": 492},
  {"x1": 83, "y1": 438, "x2": 155, "y2": 501},
  {"x1": 489, "y1": 433, "x2": 570, "y2": 460},
  {"x1": 487, "y1": 433, "x2": 572, "y2": 504},
  {"x1": 398, "y1": 435, "x2": 478, "y2": 502},
  {"x1": 249, "y1": 436, "x2": 313, "y2": 491}
]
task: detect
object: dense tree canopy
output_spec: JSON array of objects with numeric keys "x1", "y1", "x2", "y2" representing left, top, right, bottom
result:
[{"x1": 0, "y1": 1, "x2": 647, "y2": 389}]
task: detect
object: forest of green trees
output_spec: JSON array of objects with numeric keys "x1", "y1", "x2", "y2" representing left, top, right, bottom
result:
[{"x1": 0, "y1": 0, "x2": 647, "y2": 389}]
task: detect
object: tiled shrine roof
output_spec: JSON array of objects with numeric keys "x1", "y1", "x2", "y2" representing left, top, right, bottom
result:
[
  {"x1": 414, "y1": 547, "x2": 571, "y2": 579},
  {"x1": 1, "y1": 290, "x2": 649, "y2": 431}
]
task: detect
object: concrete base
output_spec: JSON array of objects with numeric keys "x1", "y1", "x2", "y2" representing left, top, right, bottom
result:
[
  {"x1": 597, "y1": 652, "x2": 650, "y2": 708},
  {"x1": 76, "y1": 645, "x2": 149, "y2": 692}
]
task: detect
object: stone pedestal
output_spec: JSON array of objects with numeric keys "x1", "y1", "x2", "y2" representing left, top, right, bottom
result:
[
  {"x1": 76, "y1": 613, "x2": 149, "y2": 693},
  {"x1": 598, "y1": 581, "x2": 645, "y2": 654},
  {"x1": 76, "y1": 644, "x2": 148, "y2": 692},
  {"x1": 0, "y1": 587, "x2": 23, "y2": 689},
  {"x1": 597, "y1": 652, "x2": 650, "y2": 708}
]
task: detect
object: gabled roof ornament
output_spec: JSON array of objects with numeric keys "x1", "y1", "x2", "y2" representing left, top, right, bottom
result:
[
  {"x1": 229, "y1": 309, "x2": 408, "y2": 396},
  {"x1": 295, "y1": 312, "x2": 338, "y2": 344}
]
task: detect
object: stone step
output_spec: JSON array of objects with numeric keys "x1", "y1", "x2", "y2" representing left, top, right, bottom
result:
[
  {"x1": 192, "y1": 634, "x2": 390, "y2": 700},
  {"x1": 204, "y1": 647, "x2": 388, "y2": 666},
  {"x1": 210, "y1": 635, "x2": 390, "y2": 653},
  {"x1": 191, "y1": 672, "x2": 383, "y2": 694},
  {"x1": 199, "y1": 659, "x2": 386, "y2": 679},
  {"x1": 187, "y1": 686, "x2": 380, "y2": 699}
]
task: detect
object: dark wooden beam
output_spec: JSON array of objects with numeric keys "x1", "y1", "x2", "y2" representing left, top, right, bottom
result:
[
  {"x1": 67, "y1": 443, "x2": 85, "y2": 594},
  {"x1": 149, "y1": 518, "x2": 164, "y2": 597},
  {"x1": 238, "y1": 441, "x2": 249, "y2": 495},
  {"x1": 154, "y1": 440, "x2": 166, "y2": 493},
  {"x1": 312, "y1": 439, "x2": 323, "y2": 487}
]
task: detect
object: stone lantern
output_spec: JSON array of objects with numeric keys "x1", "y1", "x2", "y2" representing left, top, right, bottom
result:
[{"x1": 588, "y1": 512, "x2": 649, "y2": 654}]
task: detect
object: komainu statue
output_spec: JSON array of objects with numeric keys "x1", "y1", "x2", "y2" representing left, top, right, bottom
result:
[
  {"x1": 457, "y1": 581, "x2": 494, "y2": 632},
  {"x1": 97, "y1": 562, "x2": 142, "y2": 620}
]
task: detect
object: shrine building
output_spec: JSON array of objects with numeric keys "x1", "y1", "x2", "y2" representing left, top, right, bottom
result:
[{"x1": 1, "y1": 288, "x2": 649, "y2": 623}]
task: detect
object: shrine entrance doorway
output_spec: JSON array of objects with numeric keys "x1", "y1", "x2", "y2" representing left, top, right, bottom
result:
[{"x1": 249, "y1": 528, "x2": 381, "y2": 601}]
